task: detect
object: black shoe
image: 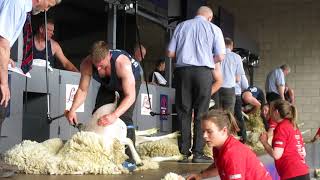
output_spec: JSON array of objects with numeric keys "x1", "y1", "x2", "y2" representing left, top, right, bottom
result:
[
  {"x1": 178, "y1": 155, "x2": 189, "y2": 163},
  {"x1": 192, "y1": 154, "x2": 213, "y2": 163}
]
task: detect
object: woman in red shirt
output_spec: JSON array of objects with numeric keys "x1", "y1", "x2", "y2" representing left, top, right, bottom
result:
[
  {"x1": 260, "y1": 99, "x2": 309, "y2": 180},
  {"x1": 187, "y1": 110, "x2": 272, "y2": 180}
]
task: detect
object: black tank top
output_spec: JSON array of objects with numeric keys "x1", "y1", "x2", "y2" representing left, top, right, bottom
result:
[
  {"x1": 92, "y1": 49, "x2": 141, "y2": 91},
  {"x1": 33, "y1": 40, "x2": 55, "y2": 67},
  {"x1": 242, "y1": 86, "x2": 266, "y2": 106}
]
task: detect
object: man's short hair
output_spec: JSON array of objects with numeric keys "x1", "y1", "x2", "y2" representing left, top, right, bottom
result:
[
  {"x1": 90, "y1": 41, "x2": 109, "y2": 63},
  {"x1": 280, "y1": 64, "x2": 290, "y2": 71},
  {"x1": 224, "y1": 37, "x2": 233, "y2": 46}
]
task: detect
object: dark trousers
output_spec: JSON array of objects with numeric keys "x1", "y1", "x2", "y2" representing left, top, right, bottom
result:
[
  {"x1": 174, "y1": 66, "x2": 213, "y2": 156},
  {"x1": 0, "y1": 93, "x2": 6, "y2": 136},
  {"x1": 218, "y1": 87, "x2": 236, "y2": 113},
  {"x1": 266, "y1": 92, "x2": 281, "y2": 104},
  {"x1": 234, "y1": 95, "x2": 247, "y2": 142},
  {"x1": 287, "y1": 174, "x2": 310, "y2": 180},
  {"x1": 93, "y1": 81, "x2": 141, "y2": 163}
]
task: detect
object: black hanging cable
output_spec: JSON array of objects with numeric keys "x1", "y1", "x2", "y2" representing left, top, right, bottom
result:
[
  {"x1": 133, "y1": 1, "x2": 175, "y2": 117},
  {"x1": 24, "y1": 77, "x2": 28, "y2": 113},
  {"x1": 44, "y1": 12, "x2": 64, "y2": 124},
  {"x1": 133, "y1": 1, "x2": 154, "y2": 115},
  {"x1": 45, "y1": 11, "x2": 52, "y2": 123}
]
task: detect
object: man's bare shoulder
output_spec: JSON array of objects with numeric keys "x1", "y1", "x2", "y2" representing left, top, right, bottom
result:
[
  {"x1": 115, "y1": 55, "x2": 133, "y2": 78},
  {"x1": 80, "y1": 56, "x2": 93, "y2": 73},
  {"x1": 116, "y1": 55, "x2": 131, "y2": 69},
  {"x1": 50, "y1": 39, "x2": 62, "y2": 54}
]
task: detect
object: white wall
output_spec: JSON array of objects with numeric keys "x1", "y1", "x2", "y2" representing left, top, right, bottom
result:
[{"x1": 208, "y1": 0, "x2": 320, "y2": 137}]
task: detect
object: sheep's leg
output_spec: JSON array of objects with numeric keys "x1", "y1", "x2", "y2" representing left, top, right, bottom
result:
[{"x1": 121, "y1": 138, "x2": 143, "y2": 166}]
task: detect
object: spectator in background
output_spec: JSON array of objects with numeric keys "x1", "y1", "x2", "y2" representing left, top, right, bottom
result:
[
  {"x1": 167, "y1": 6, "x2": 225, "y2": 163},
  {"x1": 132, "y1": 44, "x2": 146, "y2": 82},
  {"x1": 33, "y1": 19, "x2": 78, "y2": 72},
  {"x1": 218, "y1": 37, "x2": 245, "y2": 113},
  {"x1": 265, "y1": 64, "x2": 290, "y2": 103},
  {"x1": 0, "y1": 0, "x2": 61, "y2": 176},
  {"x1": 148, "y1": 58, "x2": 166, "y2": 86}
]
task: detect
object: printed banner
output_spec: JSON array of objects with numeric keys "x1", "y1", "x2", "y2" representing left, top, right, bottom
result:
[
  {"x1": 160, "y1": 94, "x2": 168, "y2": 121},
  {"x1": 65, "y1": 84, "x2": 84, "y2": 112},
  {"x1": 141, "y1": 93, "x2": 152, "y2": 115}
]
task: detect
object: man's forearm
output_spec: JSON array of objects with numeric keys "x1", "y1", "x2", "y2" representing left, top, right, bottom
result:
[
  {"x1": 214, "y1": 54, "x2": 225, "y2": 63},
  {"x1": 113, "y1": 95, "x2": 135, "y2": 118},
  {"x1": 0, "y1": 44, "x2": 10, "y2": 85},
  {"x1": 65, "y1": 62, "x2": 79, "y2": 72},
  {"x1": 70, "y1": 89, "x2": 87, "y2": 112},
  {"x1": 211, "y1": 63, "x2": 223, "y2": 95},
  {"x1": 211, "y1": 80, "x2": 222, "y2": 95},
  {"x1": 278, "y1": 85, "x2": 285, "y2": 100}
]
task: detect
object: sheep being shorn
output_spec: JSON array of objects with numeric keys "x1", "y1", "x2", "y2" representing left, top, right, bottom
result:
[
  {"x1": 3, "y1": 93, "x2": 159, "y2": 174},
  {"x1": 83, "y1": 95, "x2": 142, "y2": 166}
]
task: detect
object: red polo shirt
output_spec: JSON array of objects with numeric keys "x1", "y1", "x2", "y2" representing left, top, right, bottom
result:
[
  {"x1": 317, "y1": 128, "x2": 320, "y2": 136},
  {"x1": 272, "y1": 119, "x2": 309, "y2": 179},
  {"x1": 268, "y1": 118, "x2": 278, "y2": 130},
  {"x1": 213, "y1": 136, "x2": 272, "y2": 180}
]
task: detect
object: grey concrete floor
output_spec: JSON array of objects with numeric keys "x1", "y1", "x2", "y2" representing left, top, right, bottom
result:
[{"x1": 7, "y1": 162, "x2": 211, "y2": 180}]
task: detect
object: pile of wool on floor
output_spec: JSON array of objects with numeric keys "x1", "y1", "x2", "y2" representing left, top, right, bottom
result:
[
  {"x1": 136, "y1": 132, "x2": 213, "y2": 161},
  {"x1": 161, "y1": 172, "x2": 185, "y2": 180},
  {"x1": 137, "y1": 138, "x2": 181, "y2": 158},
  {"x1": 4, "y1": 131, "x2": 158, "y2": 175}
]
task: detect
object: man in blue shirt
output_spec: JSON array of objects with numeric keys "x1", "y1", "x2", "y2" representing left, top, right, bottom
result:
[
  {"x1": 167, "y1": 6, "x2": 225, "y2": 163},
  {"x1": 265, "y1": 64, "x2": 290, "y2": 103},
  {"x1": 219, "y1": 37, "x2": 245, "y2": 113},
  {"x1": 0, "y1": 0, "x2": 61, "y2": 176}
]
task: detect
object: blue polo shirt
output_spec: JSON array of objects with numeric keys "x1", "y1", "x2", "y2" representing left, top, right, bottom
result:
[
  {"x1": 0, "y1": 0, "x2": 32, "y2": 47},
  {"x1": 235, "y1": 74, "x2": 249, "y2": 95},
  {"x1": 265, "y1": 68, "x2": 285, "y2": 94},
  {"x1": 221, "y1": 48, "x2": 245, "y2": 88},
  {"x1": 167, "y1": 15, "x2": 225, "y2": 69}
]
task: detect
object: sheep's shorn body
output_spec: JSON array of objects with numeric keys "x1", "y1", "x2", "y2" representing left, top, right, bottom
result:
[{"x1": 84, "y1": 100, "x2": 142, "y2": 165}]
